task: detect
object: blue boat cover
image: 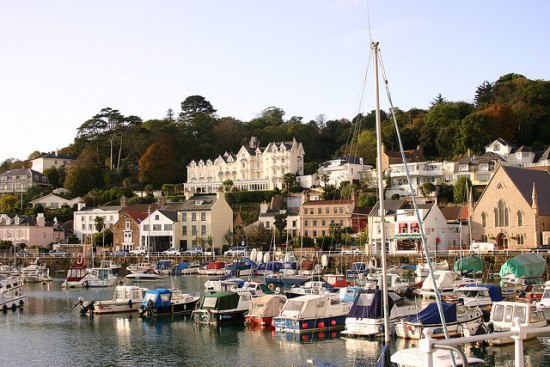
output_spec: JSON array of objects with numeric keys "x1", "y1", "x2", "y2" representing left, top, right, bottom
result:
[
  {"x1": 175, "y1": 262, "x2": 190, "y2": 270},
  {"x1": 465, "y1": 284, "x2": 503, "y2": 302},
  {"x1": 257, "y1": 262, "x2": 283, "y2": 272},
  {"x1": 142, "y1": 288, "x2": 172, "y2": 307},
  {"x1": 156, "y1": 260, "x2": 172, "y2": 270},
  {"x1": 400, "y1": 264, "x2": 416, "y2": 271},
  {"x1": 347, "y1": 289, "x2": 395, "y2": 319},
  {"x1": 404, "y1": 302, "x2": 457, "y2": 324}
]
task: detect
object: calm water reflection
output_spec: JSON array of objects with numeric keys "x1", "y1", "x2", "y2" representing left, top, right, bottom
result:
[{"x1": 2, "y1": 275, "x2": 550, "y2": 366}]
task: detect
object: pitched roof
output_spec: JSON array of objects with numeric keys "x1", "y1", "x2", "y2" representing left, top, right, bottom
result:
[
  {"x1": 370, "y1": 200, "x2": 409, "y2": 216},
  {"x1": 302, "y1": 199, "x2": 354, "y2": 206},
  {"x1": 179, "y1": 195, "x2": 218, "y2": 211},
  {"x1": 440, "y1": 206, "x2": 464, "y2": 221},
  {"x1": 501, "y1": 166, "x2": 550, "y2": 216},
  {"x1": 158, "y1": 209, "x2": 178, "y2": 222}
]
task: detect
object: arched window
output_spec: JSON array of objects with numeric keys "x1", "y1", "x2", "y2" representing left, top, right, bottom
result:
[
  {"x1": 517, "y1": 211, "x2": 523, "y2": 227},
  {"x1": 494, "y1": 208, "x2": 499, "y2": 227},
  {"x1": 482, "y1": 212, "x2": 487, "y2": 228},
  {"x1": 498, "y1": 200, "x2": 506, "y2": 227},
  {"x1": 505, "y1": 208, "x2": 509, "y2": 227}
]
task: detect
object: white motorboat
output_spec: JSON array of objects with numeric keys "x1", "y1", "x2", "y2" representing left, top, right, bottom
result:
[
  {"x1": 342, "y1": 289, "x2": 419, "y2": 337},
  {"x1": 273, "y1": 294, "x2": 351, "y2": 333},
  {"x1": 464, "y1": 300, "x2": 547, "y2": 345},
  {"x1": 391, "y1": 348, "x2": 486, "y2": 367},
  {"x1": 537, "y1": 280, "x2": 550, "y2": 320},
  {"x1": 99, "y1": 260, "x2": 122, "y2": 275},
  {"x1": 420, "y1": 270, "x2": 475, "y2": 298},
  {"x1": 126, "y1": 262, "x2": 154, "y2": 274},
  {"x1": 395, "y1": 302, "x2": 483, "y2": 339},
  {"x1": 0, "y1": 276, "x2": 25, "y2": 311},
  {"x1": 415, "y1": 259, "x2": 448, "y2": 281},
  {"x1": 125, "y1": 267, "x2": 163, "y2": 282},
  {"x1": 76, "y1": 285, "x2": 149, "y2": 315},
  {"x1": 0, "y1": 264, "x2": 20, "y2": 277},
  {"x1": 20, "y1": 260, "x2": 51, "y2": 283},
  {"x1": 444, "y1": 284, "x2": 503, "y2": 318},
  {"x1": 364, "y1": 272, "x2": 412, "y2": 296},
  {"x1": 139, "y1": 288, "x2": 200, "y2": 317},
  {"x1": 62, "y1": 266, "x2": 117, "y2": 288},
  {"x1": 245, "y1": 294, "x2": 287, "y2": 326}
]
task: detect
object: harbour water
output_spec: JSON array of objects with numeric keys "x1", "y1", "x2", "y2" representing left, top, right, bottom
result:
[{"x1": 2, "y1": 275, "x2": 550, "y2": 366}]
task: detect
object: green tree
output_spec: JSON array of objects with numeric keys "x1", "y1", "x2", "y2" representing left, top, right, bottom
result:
[
  {"x1": 44, "y1": 166, "x2": 60, "y2": 188},
  {"x1": 282, "y1": 173, "x2": 296, "y2": 192},
  {"x1": 64, "y1": 166, "x2": 96, "y2": 196},
  {"x1": 453, "y1": 177, "x2": 471, "y2": 203},
  {"x1": 274, "y1": 213, "x2": 288, "y2": 244},
  {"x1": 454, "y1": 113, "x2": 493, "y2": 155},
  {"x1": 179, "y1": 95, "x2": 217, "y2": 122},
  {"x1": 0, "y1": 195, "x2": 17, "y2": 213},
  {"x1": 420, "y1": 181, "x2": 436, "y2": 199},
  {"x1": 222, "y1": 179, "x2": 234, "y2": 192}
]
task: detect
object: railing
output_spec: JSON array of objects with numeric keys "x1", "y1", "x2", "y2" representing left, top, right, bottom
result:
[{"x1": 418, "y1": 318, "x2": 550, "y2": 367}]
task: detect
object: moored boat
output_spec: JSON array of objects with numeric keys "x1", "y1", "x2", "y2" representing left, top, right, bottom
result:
[
  {"x1": 342, "y1": 289, "x2": 418, "y2": 337},
  {"x1": 193, "y1": 291, "x2": 253, "y2": 324},
  {"x1": 395, "y1": 302, "x2": 483, "y2": 339},
  {"x1": 139, "y1": 288, "x2": 200, "y2": 317},
  {"x1": 273, "y1": 294, "x2": 351, "y2": 333},
  {"x1": 420, "y1": 270, "x2": 475, "y2": 298},
  {"x1": 0, "y1": 276, "x2": 25, "y2": 311},
  {"x1": 245, "y1": 294, "x2": 287, "y2": 326},
  {"x1": 76, "y1": 285, "x2": 148, "y2": 315},
  {"x1": 126, "y1": 267, "x2": 163, "y2": 282}
]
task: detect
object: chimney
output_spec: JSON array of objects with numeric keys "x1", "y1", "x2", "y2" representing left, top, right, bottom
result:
[
  {"x1": 260, "y1": 202, "x2": 268, "y2": 213},
  {"x1": 120, "y1": 195, "x2": 128, "y2": 207},
  {"x1": 467, "y1": 148, "x2": 472, "y2": 157},
  {"x1": 37, "y1": 213, "x2": 45, "y2": 227}
]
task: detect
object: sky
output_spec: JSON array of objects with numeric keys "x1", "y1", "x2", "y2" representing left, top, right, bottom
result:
[{"x1": 1, "y1": 0, "x2": 548, "y2": 163}]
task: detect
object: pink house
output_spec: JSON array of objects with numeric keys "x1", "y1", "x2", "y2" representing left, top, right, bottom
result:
[{"x1": 0, "y1": 213, "x2": 66, "y2": 248}]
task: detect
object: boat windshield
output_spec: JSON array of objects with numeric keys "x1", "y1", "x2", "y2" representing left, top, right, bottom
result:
[
  {"x1": 541, "y1": 290, "x2": 550, "y2": 299},
  {"x1": 453, "y1": 290, "x2": 487, "y2": 298},
  {"x1": 356, "y1": 292, "x2": 375, "y2": 307},
  {"x1": 284, "y1": 301, "x2": 304, "y2": 312},
  {"x1": 514, "y1": 306, "x2": 526, "y2": 323},
  {"x1": 492, "y1": 304, "x2": 504, "y2": 322}
]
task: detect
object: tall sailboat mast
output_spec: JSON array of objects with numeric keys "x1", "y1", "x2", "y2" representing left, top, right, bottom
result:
[{"x1": 372, "y1": 41, "x2": 390, "y2": 343}]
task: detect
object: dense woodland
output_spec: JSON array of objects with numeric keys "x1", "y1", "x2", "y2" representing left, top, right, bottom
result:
[{"x1": 1, "y1": 73, "x2": 549, "y2": 201}]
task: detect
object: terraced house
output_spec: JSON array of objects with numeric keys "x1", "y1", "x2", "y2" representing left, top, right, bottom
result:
[{"x1": 185, "y1": 136, "x2": 305, "y2": 193}]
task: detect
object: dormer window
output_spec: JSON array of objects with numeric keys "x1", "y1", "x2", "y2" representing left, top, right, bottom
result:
[
  {"x1": 459, "y1": 164, "x2": 469, "y2": 172},
  {"x1": 494, "y1": 144, "x2": 500, "y2": 151}
]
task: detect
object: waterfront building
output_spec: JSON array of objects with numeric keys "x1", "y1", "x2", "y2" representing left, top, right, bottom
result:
[
  {"x1": 381, "y1": 144, "x2": 425, "y2": 172},
  {"x1": 0, "y1": 213, "x2": 65, "y2": 247},
  {"x1": 30, "y1": 152, "x2": 76, "y2": 173},
  {"x1": 29, "y1": 193, "x2": 81, "y2": 209},
  {"x1": 139, "y1": 209, "x2": 179, "y2": 252},
  {"x1": 299, "y1": 192, "x2": 356, "y2": 240},
  {"x1": 385, "y1": 161, "x2": 445, "y2": 199},
  {"x1": 161, "y1": 191, "x2": 233, "y2": 253},
  {"x1": 73, "y1": 205, "x2": 121, "y2": 242},
  {"x1": 470, "y1": 165, "x2": 550, "y2": 251},
  {"x1": 112, "y1": 212, "x2": 148, "y2": 252},
  {"x1": 185, "y1": 136, "x2": 305, "y2": 194},
  {"x1": 317, "y1": 156, "x2": 373, "y2": 188},
  {"x1": 0, "y1": 168, "x2": 49, "y2": 194}
]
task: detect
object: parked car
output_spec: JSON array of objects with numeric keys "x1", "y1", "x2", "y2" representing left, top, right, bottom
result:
[
  {"x1": 185, "y1": 247, "x2": 204, "y2": 255},
  {"x1": 341, "y1": 247, "x2": 361, "y2": 255},
  {"x1": 224, "y1": 247, "x2": 250, "y2": 257},
  {"x1": 16, "y1": 250, "x2": 32, "y2": 257},
  {"x1": 110, "y1": 250, "x2": 130, "y2": 257},
  {"x1": 163, "y1": 248, "x2": 181, "y2": 256},
  {"x1": 531, "y1": 244, "x2": 550, "y2": 253},
  {"x1": 130, "y1": 247, "x2": 147, "y2": 255},
  {"x1": 50, "y1": 249, "x2": 70, "y2": 257}
]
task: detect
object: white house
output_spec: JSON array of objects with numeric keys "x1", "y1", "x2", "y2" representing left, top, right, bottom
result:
[
  {"x1": 317, "y1": 156, "x2": 373, "y2": 188},
  {"x1": 139, "y1": 209, "x2": 178, "y2": 252},
  {"x1": 185, "y1": 137, "x2": 305, "y2": 193},
  {"x1": 31, "y1": 152, "x2": 76, "y2": 173},
  {"x1": 73, "y1": 206, "x2": 121, "y2": 242},
  {"x1": 30, "y1": 193, "x2": 81, "y2": 209}
]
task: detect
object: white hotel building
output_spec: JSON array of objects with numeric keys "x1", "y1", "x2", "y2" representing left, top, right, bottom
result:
[{"x1": 185, "y1": 137, "x2": 305, "y2": 193}]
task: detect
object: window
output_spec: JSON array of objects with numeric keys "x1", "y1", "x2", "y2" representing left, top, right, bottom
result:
[
  {"x1": 191, "y1": 226, "x2": 197, "y2": 236},
  {"x1": 143, "y1": 225, "x2": 149, "y2": 231},
  {"x1": 340, "y1": 208, "x2": 344, "y2": 214},
  {"x1": 333, "y1": 208, "x2": 337, "y2": 214},
  {"x1": 182, "y1": 226, "x2": 187, "y2": 235},
  {"x1": 459, "y1": 164, "x2": 469, "y2": 172},
  {"x1": 201, "y1": 225, "x2": 206, "y2": 235},
  {"x1": 322, "y1": 220, "x2": 326, "y2": 226},
  {"x1": 164, "y1": 224, "x2": 173, "y2": 231},
  {"x1": 310, "y1": 209, "x2": 315, "y2": 215},
  {"x1": 201, "y1": 212, "x2": 206, "y2": 221},
  {"x1": 517, "y1": 211, "x2": 523, "y2": 227},
  {"x1": 482, "y1": 212, "x2": 487, "y2": 228},
  {"x1": 313, "y1": 230, "x2": 317, "y2": 237},
  {"x1": 182, "y1": 213, "x2": 187, "y2": 221},
  {"x1": 192, "y1": 213, "x2": 197, "y2": 221},
  {"x1": 304, "y1": 221, "x2": 309, "y2": 227},
  {"x1": 82, "y1": 224, "x2": 85, "y2": 230},
  {"x1": 494, "y1": 208, "x2": 499, "y2": 227},
  {"x1": 515, "y1": 306, "x2": 526, "y2": 323},
  {"x1": 155, "y1": 215, "x2": 159, "y2": 220},
  {"x1": 318, "y1": 208, "x2": 322, "y2": 214},
  {"x1": 479, "y1": 163, "x2": 489, "y2": 171},
  {"x1": 153, "y1": 224, "x2": 161, "y2": 231},
  {"x1": 326, "y1": 208, "x2": 330, "y2": 214},
  {"x1": 504, "y1": 305, "x2": 514, "y2": 322},
  {"x1": 125, "y1": 221, "x2": 131, "y2": 230}
]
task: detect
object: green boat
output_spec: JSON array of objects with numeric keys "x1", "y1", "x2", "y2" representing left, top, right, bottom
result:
[{"x1": 499, "y1": 254, "x2": 546, "y2": 285}]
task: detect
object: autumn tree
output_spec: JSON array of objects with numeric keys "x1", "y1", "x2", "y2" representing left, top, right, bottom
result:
[
  {"x1": 138, "y1": 143, "x2": 176, "y2": 187},
  {"x1": 477, "y1": 104, "x2": 518, "y2": 141}
]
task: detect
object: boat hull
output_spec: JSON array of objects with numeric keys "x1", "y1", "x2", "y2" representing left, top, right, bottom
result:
[
  {"x1": 245, "y1": 315, "x2": 274, "y2": 326},
  {"x1": 193, "y1": 309, "x2": 247, "y2": 325},
  {"x1": 273, "y1": 315, "x2": 347, "y2": 333},
  {"x1": 92, "y1": 300, "x2": 141, "y2": 314},
  {"x1": 140, "y1": 299, "x2": 199, "y2": 317}
]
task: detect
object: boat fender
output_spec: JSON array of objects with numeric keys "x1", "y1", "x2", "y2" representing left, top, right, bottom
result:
[
  {"x1": 330, "y1": 320, "x2": 337, "y2": 326},
  {"x1": 3, "y1": 304, "x2": 7, "y2": 311},
  {"x1": 128, "y1": 300, "x2": 133, "y2": 308},
  {"x1": 268, "y1": 283, "x2": 275, "y2": 290},
  {"x1": 11, "y1": 303, "x2": 16, "y2": 310},
  {"x1": 302, "y1": 323, "x2": 308, "y2": 329},
  {"x1": 19, "y1": 300, "x2": 24, "y2": 305},
  {"x1": 76, "y1": 254, "x2": 83, "y2": 265}
]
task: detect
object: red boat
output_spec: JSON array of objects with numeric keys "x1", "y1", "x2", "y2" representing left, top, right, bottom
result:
[
  {"x1": 323, "y1": 274, "x2": 351, "y2": 288},
  {"x1": 245, "y1": 294, "x2": 287, "y2": 326},
  {"x1": 206, "y1": 261, "x2": 226, "y2": 275}
]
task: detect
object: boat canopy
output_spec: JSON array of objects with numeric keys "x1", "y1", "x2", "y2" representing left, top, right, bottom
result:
[
  {"x1": 199, "y1": 291, "x2": 239, "y2": 310},
  {"x1": 249, "y1": 294, "x2": 287, "y2": 316},
  {"x1": 499, "y1": 254, "x2": 546, "y2": 279},
  {"x1": 156, "y1": 260, "x2": 173, "y2": 270},
  {"x1": 142, "y1": 288, "x2": 172, "y2": 307},
  {"x1": 175, "y1": 262, "x2": 190, "y2": 270},
  {"x1": 400, "y1": 264, "x2": 416, "y2": 271},
  {"x1": 465, "y1": 284, "x2": 503, "y2": 302},
  {"x1": 351, "y1": 262, "x2": 367, "y2": 271},
  {"x1": 301, "y1": 260, "x2": 315, "y2": 270},
  {"x1": 404, "y1": 302, "x2": 457, "y2": 325},
  {"x1": 453, "y1": 255, "x2": 483, "y2": 275},
  {"x1": 257, "y1": 262, "x2": 283, "y2": 272},
  {"x1": 347, "y1": 289, "x2": 395, "y2": 319},
  {"x1": 208, "y1": 261, "x2": 226, "y2": 270}
]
